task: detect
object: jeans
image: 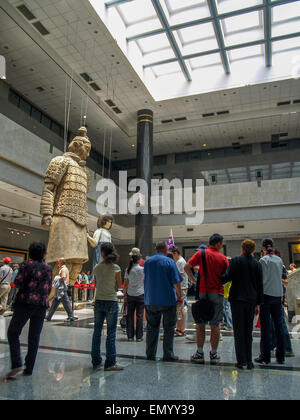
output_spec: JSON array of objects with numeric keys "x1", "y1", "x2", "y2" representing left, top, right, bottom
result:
[
  {"x1": 145, "y1": 305, "x2": 177, "y2": 359},
  {"x1": 223, "y1": 297, "x2": 233, "y2": 328},
  {"x1": 259, "y1": 295, "x2": 285, "y2": 363},
  {"x1": 230, "y1": 301, "x2": 256, "y2": 365},
  {"x1": 46, "y1": 295, "x2": 74, "y2": 320},
  {"x1": 91, "y1": 300, "x2": 118, "y2": 368},
  {"x1": 270, "y1": 304, "x2": 293, "y2": 352},
  {"x1": 127, "y1": 294, "x2": 144, "y2": 340},
  {"x1": 7, "y1": 303, "x2": 46, "y2": 374}
]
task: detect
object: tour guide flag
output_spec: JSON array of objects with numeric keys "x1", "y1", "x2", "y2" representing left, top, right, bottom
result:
[{"x1": 167, "y1": 229, "x2": 175, "y2": 249}]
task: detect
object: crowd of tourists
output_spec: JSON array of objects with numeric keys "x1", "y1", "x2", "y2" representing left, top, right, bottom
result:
[{"x1": 0, "y1": 233, "x2": 297, "y2": 379}]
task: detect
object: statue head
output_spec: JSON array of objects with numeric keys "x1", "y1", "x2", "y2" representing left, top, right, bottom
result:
[
  {"x1": 68, "y1": 127, "x2": 91, "y2": 161},
  {"x1": 97, "y1": 214, "x2": 113, "y2": 230}
]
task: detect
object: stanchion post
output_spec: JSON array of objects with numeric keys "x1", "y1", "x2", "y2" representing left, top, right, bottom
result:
[{"x1": 72, "y1": 285, "x2": 74, "y2": 312}]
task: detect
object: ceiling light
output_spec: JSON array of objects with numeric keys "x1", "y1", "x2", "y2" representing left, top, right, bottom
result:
[{"x1": 202, "y1": 144, "x2": 207, "y2": 147}]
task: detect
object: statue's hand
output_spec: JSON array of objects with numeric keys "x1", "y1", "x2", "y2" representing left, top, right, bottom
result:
[{"x1": 42, "y1": 215, "x2": 52, "y2": 228}]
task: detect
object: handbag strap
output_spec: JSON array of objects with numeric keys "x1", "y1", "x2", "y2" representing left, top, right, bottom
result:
[
  {"x1": 0, "y1": 267, "x2": 11, "y2": 284},
  {"x1": 201, "y1": 250, "x2": 208, "y2": 294}
]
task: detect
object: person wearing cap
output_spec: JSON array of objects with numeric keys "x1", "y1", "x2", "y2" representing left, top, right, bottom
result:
[
  {"x1": 129, "y1": 247, "x2": 145, "y2": 267},
  {"x1": 255, "y1": 238, "x2": 285, "y2": 365},
  {"x1": 0, "y1": 257, "x2": 13, "y2": 316}
]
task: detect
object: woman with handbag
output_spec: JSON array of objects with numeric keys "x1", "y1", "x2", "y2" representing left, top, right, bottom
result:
[
  {"x1": 223, "y1": 239, "x2": 264, "y2": 369},
  {"x1": 6, "y1": 243, "x2": 52, "y2": 379},
  {"x1": 123, "y1": 254, "x2": 144, "y2": 342},
  {"x1": 91, "y1": 242, "x2": 123, "y2": 371}
]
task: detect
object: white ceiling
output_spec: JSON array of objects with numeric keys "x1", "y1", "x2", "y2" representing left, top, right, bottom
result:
[{"x1": 0, "y1": 0, "x2": 299, "y2": 161}]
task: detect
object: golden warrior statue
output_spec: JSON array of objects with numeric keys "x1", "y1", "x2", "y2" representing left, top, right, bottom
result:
[{"x1": 40, "y1": 127, "x2": 91, "y2": 285}]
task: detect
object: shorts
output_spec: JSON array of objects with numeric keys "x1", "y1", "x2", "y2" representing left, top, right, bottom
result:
[
  {"x1": 196, "y1": 293, "x2": 224, "y2": 326},
  {"x1": 177, "y1": 288, "x2": 188, "y2": 320}
]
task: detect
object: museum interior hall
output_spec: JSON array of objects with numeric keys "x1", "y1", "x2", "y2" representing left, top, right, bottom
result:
[{"x1": 0, "y1": 0, "x2": 300, "y2": 402}]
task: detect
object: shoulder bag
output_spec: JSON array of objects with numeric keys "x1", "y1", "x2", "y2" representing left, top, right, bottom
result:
[{"x1": 191, "y1": 250, "x2": 215, "y2": 323}]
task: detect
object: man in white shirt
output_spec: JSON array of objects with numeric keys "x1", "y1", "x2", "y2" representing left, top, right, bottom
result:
[
  {"x1": 46, "y1": 258, "x2": 78, "y2": 322},
  {"x1": 0, "y1": 257, "x2": 13, "y2": 316},
  {"x1": 171, "y1": 247, "x2": 188, "y2": 336}
]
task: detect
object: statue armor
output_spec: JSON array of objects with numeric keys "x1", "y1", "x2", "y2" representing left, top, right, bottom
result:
[{"x1": 41, "y1": 154, "x2": 89, "y2": 227}]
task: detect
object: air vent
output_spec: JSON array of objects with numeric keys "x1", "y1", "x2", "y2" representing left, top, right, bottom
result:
[
  {"x1": 105, "y1": 99, "x2": 116, "y2": 107},
  {"x1": 293, "y1": 99, "x2": 300, "y2": 104},
  {"x1": 112, "y1": 107, "x2": 122, "y2": 114},
  {"x1": 161, "y1": 119, "x2": 173, "y2": 124},
  {"x1": 32, "y1": 21, "x2": 50, "y2": 36},
  {"x1": 174, "y1": 117, "x2": 187, "y2": 122},
  {"x1": 238, "y1": 136, "x2": 245, "y2": 140},
  {"x1": 90, "y1": 82, "x2": 101, "y2": 91},
  {"x1": 279, "y1": 133, "x2": 288, "y2": 137},
  {"x1": 187, "y1": 228, "x2": 194, "y2": 232},
  {"x1": 185, "y1": 143, "x2": 192, "y2": 146},
  {"x1": 202, "y1": 113, "x2": 215, "y2": 117},
  {"x1": 17, "y1": 5, "x2": 36, "y2": 21},
  {"x1": 277, "y1": 101, "x2": 291, "y2": 106},
  {"x1": 36, "y1": 86, "x2": 45, "y2": 92},
  {"x1": 237, "y1": 225, "x2": 245, "y2": 229},
  {"x1": 217, "y1": 110, "x2": 230, "y2": 115},
  {"x1": 80, "y1": 73, "x2": 93, "y2": 82}
]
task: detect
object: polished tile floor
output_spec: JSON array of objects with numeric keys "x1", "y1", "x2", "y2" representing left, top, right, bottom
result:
[{"x1": 0, "y1": 306, "x2": 299, "y2": 400}]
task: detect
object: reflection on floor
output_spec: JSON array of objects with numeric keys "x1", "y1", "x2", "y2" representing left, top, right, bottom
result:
[{"x1": 0, "y1": 304, "x2": 299, "y2": 400}]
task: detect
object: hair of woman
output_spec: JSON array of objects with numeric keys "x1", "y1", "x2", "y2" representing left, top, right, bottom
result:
[
  {"x1": 241, "y1": 239, "x2": 256, "y2": 256},
  {"x1": 100, "y1": 242, "x2": 119, "y2": 264},
  {"x1": 29, "y1": 242, "x2": 46, "y2": 262},
  {"x1": 127, "y1": 253, "x2": 141, "y2": 274}
]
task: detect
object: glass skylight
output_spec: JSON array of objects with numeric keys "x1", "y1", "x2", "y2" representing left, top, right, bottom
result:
[
  {"x1": 117, "y1": 0, "x2": 157, "y2": 25},
  {"x1": 93, "y1": 0, "x2": 300, "y2": 99},
  {"x1": 216, "y1": 0, "x2": 263, "y2": 15}
]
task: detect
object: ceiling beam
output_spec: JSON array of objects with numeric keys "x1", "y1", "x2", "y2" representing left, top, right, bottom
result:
[
  {"x1": 151, "y1": 0, "x2": 192, "y2": 82},
  {"x1": 264, "y1": 0, "x2": 272, "y2": 67},
  {"x1": 105, "y1": 0, "x2": 134, "y2": 7},
  {"x1": 205, "y1": 0, "x2": 230, "y2": 74}
]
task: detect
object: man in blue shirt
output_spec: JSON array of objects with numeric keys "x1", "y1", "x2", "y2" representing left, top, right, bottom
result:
[{"x1": 144, "y1": 242, "x2": 182, "y2": 361}]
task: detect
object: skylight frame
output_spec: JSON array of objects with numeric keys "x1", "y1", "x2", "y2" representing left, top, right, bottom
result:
[{"x1": 105, "y1": 0, "x2": 300, "y2": 81}]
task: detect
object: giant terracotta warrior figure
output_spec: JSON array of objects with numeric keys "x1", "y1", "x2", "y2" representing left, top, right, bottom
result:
[{"x1": 40, "y1": 127, "x2": 91, "y2": 284}]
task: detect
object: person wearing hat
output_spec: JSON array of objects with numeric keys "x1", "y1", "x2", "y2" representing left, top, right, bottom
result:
[
  {"x1": 0, "y1": 257, "x2": 13, "y2": 316},
  {"x1": 129, "y1": 248, "x2": 145, "y2": 267}
]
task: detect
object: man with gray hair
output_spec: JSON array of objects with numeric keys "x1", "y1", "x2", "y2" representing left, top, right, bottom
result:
[
  {"x1": 45, "y1": 258, "x2": 77, "y2": 322},
  {"x1": 144, "y1": 242, "x2": 182, "y2": 361}
]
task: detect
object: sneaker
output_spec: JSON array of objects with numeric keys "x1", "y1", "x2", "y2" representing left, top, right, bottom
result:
[
  {"x1": 276, "y1": 359, "x2": 285, "y2": 365},
  {"x1": 247, "y1": 362, "x2": 254, "y2": 370},
  {"x1": 6, "y1": 367, "x2": 23, "y2": 380},
  {"x1": 285, "y1": 350, "x2": 295, "y2": 357},
  {"x1": 136, "y1": 338, "x2": 143, "y2": 342},
  {"x1": 162, "y1": 356, "x2": 179, "y2": 362},
  {"x1": 127, "y1": 338, "x2": 134, "y2": 342},
  {"x1": 104, "y1": 365, "x2": 124, "y2": 371},
  {"x1": 254, "y1": 357, "x2": 269, "y2": 365},
  {"x1": 185, "y1": 334, "x2": 197, "y2": 342},
  {"x1": 223, "y1": 326, "x2": 233, "y2": 331},
  {"x1": 67, "y1": 317, "x2": 78, "y2": 321},
  {"x1": 209, "y1": 351, "x2": 221, "y2": 365},
  {"x1": 191, "y1": 351, "x2": 205, "y2": 364}
]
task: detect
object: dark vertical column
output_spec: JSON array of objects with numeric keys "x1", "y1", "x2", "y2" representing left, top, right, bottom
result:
[{"x1": 135, "y1": 109, "x2": 153, "y2": 258}]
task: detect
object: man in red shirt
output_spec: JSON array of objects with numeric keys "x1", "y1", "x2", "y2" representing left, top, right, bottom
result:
[{"x1": 185, "y1": 234, "x2": 229, "y2": 365}]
